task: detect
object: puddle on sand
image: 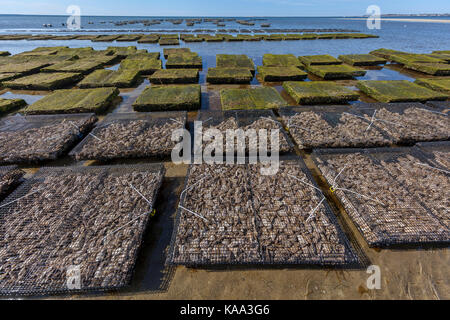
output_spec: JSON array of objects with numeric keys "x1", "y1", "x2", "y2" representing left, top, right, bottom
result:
[
  {"x1": 358, "y1": 65, "x2": 415, "y2": 81},
  {"x1": 0, "y1": 91, "x2": 45, "y2": 105},
  {"x1": 113, "y1": 78, "x2": 150, "y2": 113}
]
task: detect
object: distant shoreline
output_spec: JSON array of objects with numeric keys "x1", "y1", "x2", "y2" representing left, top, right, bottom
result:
[{"x1": 341, "y1": 18, "x2": 450, "y2": 24}]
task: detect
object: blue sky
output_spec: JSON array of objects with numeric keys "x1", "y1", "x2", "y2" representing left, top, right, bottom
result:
[{"x1": 0, "y1": 0, "x2": 449, "y2": 16}]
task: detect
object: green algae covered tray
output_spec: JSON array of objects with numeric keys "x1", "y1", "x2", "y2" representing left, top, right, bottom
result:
[
  {"x1": 165, "y1": 53, "x2": 202, "y2": 69},
  {"x1": 298, "y1": 54, "x2": 342, "y2": 66},
  {"x1": 42, "y1": 59, "x2": 108, "y2": 75},
  {"x1": 216, "y1": 54, "x2": 255, "y2": 73},
  {"x1": 78, "y1": 69, "x2": 141, "y2": 88},
  {"x1": 24, "y1": 88, "x2": 119, "y2": 114},
  {"x1": 0, "y1": 73, "x2": 20, "y2": 83},
  {"x1": 356, "y1": 80, "x2": 448, "y2": 103},
  {"x1": 262, "y1": 54, "x2": 302, "y2": 67},
  {"x1": 415, "y1": 78, "x2": 450, "y2": 94},
  {"x1": 3, "y1": 72, "x2": 82, "y2": 90},
  {"x1": 119, "y1": 57, "x2": 162, "y2": 75},
  {"x1": 0, "y1": 99, "x2": 27, "y2": 115},
  {"x1": 338, "y1": 54, "x2": 387, "y2": 66},
  {"x1": 283, "y1": 81, "x2": 359, "y2": 105},
  {"x1": 0, "y1": 60, "x2": 50, "y2": 74},
  {"x1": 306, "y1": 64, "x2": 366, "y2": 80},
  {"x1": 133, "y1": 84, "x2": 201, "y2": 111},
  {"x1": 257, "y1": 66, "x2": 307, "y2": 82},
  {"x1": 163, "y1": 48, "x2": 191, "y2": 58},
  {"x1": 220, "y1": 87, "x2": 287, "y2": 110},
  {"x1": 404, "y1": 62, "x2": 450, "y2": 76},
  {"x1": 206, "y1": 68, "x2": 253, "y2": 84},
  {"x1": 149, "y1": 69, "x2": 199, "y2": 84}
]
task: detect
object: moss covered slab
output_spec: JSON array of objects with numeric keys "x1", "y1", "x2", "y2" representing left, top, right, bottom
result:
[
  {"x1": 414, "y1": 78, "x2": 450, "y2": 94},
  {"x1": 202, "y1": 35, "x2": 224, "y2": 42},
  {"x1": 55, "y1": 47, "x2": 95, "y2": 58},
  {"x1": 369, "y1": 48, "x2": 406, "y2": 59},
  {"x1": 262, "y1": 54, "x2": 302, "y2": 67},
  {"x1": 126, "y1": 51, "x2": 160, "y2": 60},
  {"x1": 389, "y1": 53, "x2": 445, "y2": 65},
  {"x1": 0, "y1": 99, "x2": 27, "y2": 114},
  {"x1": 25, "y1": 88, "x2": 119, "y2": 114},
  {"x1": 115, "y1": 34, "x2": 142, "y2": 42},
  {"x1": 404, "y1": 62, "x2": 450, "y2": 76},
  {"x1": 264, "y1": 34, "x2": 284, "y2": 41},
  {"x1": 0, "y1": 73, "x2": 20, "y2": 83},
  {"x1": 283, "y1": 81, "x2": 359, "y2": 105},
  {"x1": 306, "y1": 64, "x2": 367, "y2": 80},
  {"x1": 299, "y1": 34, "x2": 317, "y2": 40},
  {"x1": 106, "y1": 46, "x2": 138, "y2": 58},
  {"x1": 149, "y1": 69, "x2": 199, "y2": 84},
  {"x1": 220, "y1": 87, "x2": 286, "y2": 110},
  {"x1": 159, "y1": 38, "x2": 180, "y2": 45},
  {"x1": 91, "y1": 35, "x2": 120, "y2": 42},
  {"x1": 206, "y1": 68, "x2": 253, "y2": 84},
  {"x1": 356, "y1": 80, "x2": 448, "y2": 103},
  {"x1": 137, "y1": 34, "x2": 159, "y2": 43},
  {"x1": 17, "y1": 47, "x2": 67, "y2": 56},
  {"x1": 216, "y1": 54, "x2": 255, "y2": 74},
  {"x1": 338, "y1": 54, "x2": 387, "y2": 66},
  {"x1": 78, "y1": 69, "x2": 141, "y2": 88},
  {"x1": 0, "y1": 60, "x2": 50, "y2": 74},
  {"x1": 163, "y1": 47, "x2": 191, "y2": 58},
  {"x1": 119, "y1": 57, "x2": 162, "y2": 75},
  {"x1": 166, "y1": 53, "x2": 202, "y2": 69},
  {"x1": 41, "y1": 58, "x2": 107, "y2": 74},
  {"x1": 0, "y1": 51, "x2": 11, "y2": 57},
  {"x1": 133, "y1": 84, "x2": 201, "y2": 111},
  {"x1": 183, "y1": 36, "x2": 204, "y2": 42},
  {"x1": 257, "y1": 66, "x2": 307, "y2": 82},
  {"x1": 3, "y1": 72, "x2": 82, "y2": 90},
  {"x1": 298, "y1": 55, "x2": 342, "y2": 66}
]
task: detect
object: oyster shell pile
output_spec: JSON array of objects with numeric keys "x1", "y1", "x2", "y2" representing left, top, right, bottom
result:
[
  {"x1": 362, "y1": 107, "x2": 450, "y2": 143},
  {"x1": 170, "y1": 161, "x2": 354, "y2": 265},
  {"x1": 0, "y1": 167, "x2": 24, "y2": 199},
  {"x1": 0, "y1": 116, "x2": 96, "y2": 163},
  {"x1": 283, "y1": 112, "x2": 390, "y2": 149},
  {"x1": 315, "y1": 152, "x2": 448, "y2": 246},
  {"x1": 0, "y1": 167, "x2": 164, "y2": 293},
  {"x1": 381, "y1": 154, "x2": 449, "y2": 228},
  {"x1": 241, "y1": 118, "x2": 291, "y2": 153},
  {"x1": 432, "y1": 150, "x2": 450, "y2": 169},
  {"x1": 74, "y1": 117, "x2": 185, "y2": 160}
]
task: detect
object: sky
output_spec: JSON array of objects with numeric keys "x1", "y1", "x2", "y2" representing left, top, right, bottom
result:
[{"x1": 0, "y1": 0, "x2": 449, "y2": 17}]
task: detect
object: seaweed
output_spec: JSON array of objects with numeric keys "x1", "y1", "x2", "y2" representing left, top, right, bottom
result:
[
  {"x1": 24, "y1": 88, "x2": 119, "y2": 114},
  {"x1": 283, "y1": 81, "x2": 359, "y2": 105},
  {"x1": 414, "y1": 78, "x2": 450, "y2": 94},
  {"x1": 119, "y1": 57, "x2": 162, "y2": 75},
  {"x1": 404, "y1": 62, "x2": 450, "y2": 76},
  {"x1": 3, "y1": 72, "x2": 83, "y2": 90},
  {"x1": 165, "y1": 53, "x2": 202, "y2": 69},
  {"x1": 216, "y1": 54, "x2": 255, "y2": 74},
  {"x1": 163, "y1": 48, "x2": 191, "y2": 58},
  {"x1": 356, "y1": 80, "x2": 448, "y2": 103},
  {"x1": 91, "y1": 35, "x2": 120, "y2": 42},
  {"x1": 42, "y1": 58, "x2": 110, "y2": 75},
  {"x1": 206, "y1": 68, "x2": 253, "y2": 84},
  {"x1": 133, "y1": 84, "x2": 201, "y2": 111},
  {"x1": 137, "y1": 34, "x2": 159, "y2": 43},
  {"x1": 159, "y1": 38, "x2": 180, "y2": 46},
  {"x1": 115, "y1": 34, "x2": 143, "y2": 42}
]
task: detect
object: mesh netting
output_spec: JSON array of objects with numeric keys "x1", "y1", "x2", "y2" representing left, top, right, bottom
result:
[
  {"x1": 70, "y1": 112, "x2": 187, "y2": 161},
  {"x1": 415, "y1": 141, "x2": 450, "y2": 170},
  {"x1": 167, "y1": 158, "x2": 360, "y2": 267},
  {"x1": 0, "y1": 164, "x2": 165, "y2": 296},
  {"x1": 0, "y1": 166, "x2": 24, "y2": 201},
  {"x1": 195, "y1": 110, "x2": 294, "y2": 156},
  {"x1": 313, "y1": 148, "x2": 449, "y2": 247},
  {"x1": 0, "y1": 114, "x2": 97, "y2": 164},
  {"x1": 353, "y1": 102, "x2": 450, "y2": 144},
  {"x1": 278, "y1": 106, "x2": 393, "y2": 150}
]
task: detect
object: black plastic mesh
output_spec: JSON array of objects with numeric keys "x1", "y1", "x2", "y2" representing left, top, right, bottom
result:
[
  {"x1": 415, "y1": 141, "x2": 450, "y2": 172},
  {"x1": 70, "y1": 112, "x2": 187, "y2": 161},
  {"x1": 195, "y1": 110, "x2": 294, "y2": 156},
  {"x1": 0, "y1": 114, "x2": 97, "y2": 164},
  {"x1": 167, "y1": 157, "x2": 360, "y2": 267},
  {"x1": 312, "y1": 148, "x2": 449, "y2": 247},
  {"x1": 426, "y1": 101, "x2": 450, "y2": 113},
  {"x1": 278, "y1": 106, "x2": 393, "y2": 149},
  {"x1": 0, "y1": 164, "x2": 165, "y2": 296},
  {"x1": 353, "y1": 102, "x2": 450, "y2": 144},
  {"x1": 0, "y1": 166, "x2": 24, "y2": 201}
]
